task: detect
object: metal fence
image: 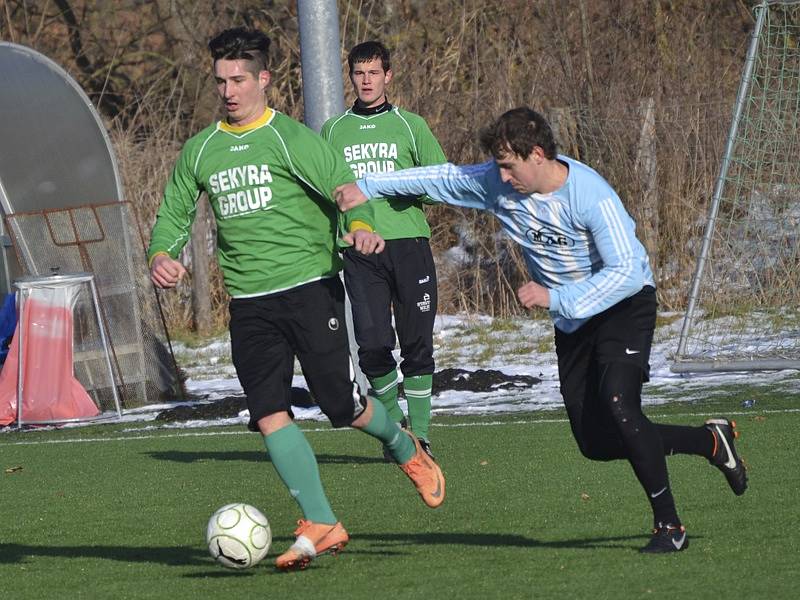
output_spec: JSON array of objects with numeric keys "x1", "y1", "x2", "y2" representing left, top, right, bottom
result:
[{"x1": 4, "y1": 201, "x2": 183, "y2": 407}]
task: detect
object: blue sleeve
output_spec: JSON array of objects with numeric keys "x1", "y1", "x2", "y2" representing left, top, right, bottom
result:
[
  {"x1": 548, "y1": 193, "x2": 646, "y2": 319},
  {"x1": 356, "y1": 162, "x2": 496, "y2": 211}
]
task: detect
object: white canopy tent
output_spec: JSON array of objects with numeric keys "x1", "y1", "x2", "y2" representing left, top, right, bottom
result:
[{"x1": 0, "y1": 42, "x2": 181, "y2": 413}]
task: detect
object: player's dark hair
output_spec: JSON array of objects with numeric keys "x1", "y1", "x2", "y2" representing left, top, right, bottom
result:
[
  {"x1": 348, "y1": 41, "x2": 391, "y2": 74},
  {"x1": 479, "y1": 107, "x2": 558, "y2": 160},
  {"x1": 208, "y1": 28, "x2": 270, "y2": 75}
]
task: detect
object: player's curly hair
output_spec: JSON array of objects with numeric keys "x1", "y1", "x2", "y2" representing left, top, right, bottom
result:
[
  {"x1": 208, "y1": 28, "x2": 270, "y2": 75},
  {"x1": 348, "y1": 41, "x2": 391, "y2": 74},
  {"x1": 479, "y1": 107, "x2": 557, "y2": 160}
]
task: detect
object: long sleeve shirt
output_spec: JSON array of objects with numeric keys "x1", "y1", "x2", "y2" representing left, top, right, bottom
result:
[
  {"x1": 356, "y1": 156, "x2": 655, "y2": 332},
  {"x1": 148, "y1": 108, "x2": 354, "y2": 298},
  {"x1": 322, "y1": 105, "x2": 446, "y2": 239}
]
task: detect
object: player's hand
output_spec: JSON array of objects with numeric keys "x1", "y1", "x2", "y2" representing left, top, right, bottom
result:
[
  {"x1": 343, "y1": 230, "x2": 385, "y2": 255},
  {"x1": 334, "y1": 183, "x2": 368, "y2": 211},
  {"x1": 517, "y1": 281, "x2": 550, "y2": 309},
  {"x1": 150, "y1": 254, "x2": 187, "y2": 289}
]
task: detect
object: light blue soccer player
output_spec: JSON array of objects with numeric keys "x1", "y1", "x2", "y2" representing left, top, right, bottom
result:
[{"x1": 335, "y1": 106, "x2": 748, "y2": 554}]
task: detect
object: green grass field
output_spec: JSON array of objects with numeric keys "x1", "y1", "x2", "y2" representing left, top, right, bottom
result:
[{"x1": 1, "y1": 391, "x2": 798, "y2": 599}]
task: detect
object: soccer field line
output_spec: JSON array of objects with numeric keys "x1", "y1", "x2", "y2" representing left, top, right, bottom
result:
[{"x1": 1, "y1": 406, "x2": 798, "y2": 447}]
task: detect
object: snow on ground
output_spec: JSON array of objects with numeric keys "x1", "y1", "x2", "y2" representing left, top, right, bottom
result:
[
  {"x1": 150, "y1": 312, "x2": 800, "y2": 430},
  {"x1": 4, "y1": 312, "x2": 797, "y2": 434}
]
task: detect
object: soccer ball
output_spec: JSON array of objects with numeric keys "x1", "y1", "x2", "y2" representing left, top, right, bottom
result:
[{"x1": 206, "y1": 503, "x2": 272, "y2": 569}]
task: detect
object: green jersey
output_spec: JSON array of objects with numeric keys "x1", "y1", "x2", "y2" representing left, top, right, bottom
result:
[
  {"x1": 148, "y1": 108, "x2": 354, "y2": 298},
  {"x1": 321, "y1": 105, "x2": 446, "y2": 240}
]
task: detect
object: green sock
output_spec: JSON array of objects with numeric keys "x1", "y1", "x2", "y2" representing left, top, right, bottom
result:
[
  {"x1": 263, "y1": 423, "x2": 337, "y2": 524},
  {"x1": 403, "y1": 374, "x2": 433, "y2": 441},
  {"x1": 369, "y1": 369, "x2": 405, "y2": 423},
  {"x1": 359, "y1": 397, "x2": 415, "y2": 464}
]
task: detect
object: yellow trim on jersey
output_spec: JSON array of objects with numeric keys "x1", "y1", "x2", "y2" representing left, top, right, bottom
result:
[
  {"x1": 219, "y1": 107, "x2": 274, "y2": 133},
  {"x1": 349, "y1": 220, "x2": 374, "y2": 233},
  {"x1": 148, "y1": 251, "x2": 170, "y2": 267}
]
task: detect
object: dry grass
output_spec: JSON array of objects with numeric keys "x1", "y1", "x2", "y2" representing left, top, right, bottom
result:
[{"x1": 0, "y1": 0, "x2": 757, "y2": 329}]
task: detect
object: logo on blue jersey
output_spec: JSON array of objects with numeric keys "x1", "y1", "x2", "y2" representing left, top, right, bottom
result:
[
  {"x1": 505, "y1": 207, "x2": 575, "y2": 248},
  {"x1": 525, "y1": 226, "x2": 574, "y2": 248}
]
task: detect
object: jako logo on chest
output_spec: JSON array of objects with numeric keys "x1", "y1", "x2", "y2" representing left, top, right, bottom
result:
[
  {"x1": 229, "y1": 144, "x2": 250, "y2": 152},
  {"x1": 359, "y1": 124, "x2": 376, "y2": 130}
]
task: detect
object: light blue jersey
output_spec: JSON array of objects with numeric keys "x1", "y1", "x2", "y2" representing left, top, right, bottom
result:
[{"x1": 356, "y1": 155, "x2": 655, "y2": 332}]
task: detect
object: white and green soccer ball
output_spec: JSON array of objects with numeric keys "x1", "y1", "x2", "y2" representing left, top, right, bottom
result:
[{"x1": 206, "y1": 503, "x2": 272, "y2": 569}]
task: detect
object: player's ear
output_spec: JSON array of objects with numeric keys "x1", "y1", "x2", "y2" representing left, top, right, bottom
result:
[
  {"x1": 384, "y1": 69, "x2": 393, "y2": 85},
  {"x1": 259, "y1": 70, "x2": 271, "y2": 91}
]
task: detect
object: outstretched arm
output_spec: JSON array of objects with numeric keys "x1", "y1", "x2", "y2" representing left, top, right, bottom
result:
[{"x1": 336, "y1": 161, "x2": 499, "y2": 212}]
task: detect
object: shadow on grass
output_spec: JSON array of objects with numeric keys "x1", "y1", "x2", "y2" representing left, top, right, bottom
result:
[
  {"x1": 144, "y1": 451, "x2": 385, "y2": 465},
  {"x1": 347, "y1": 531, "x2": 700, "y2": 552},
  {"x1": 0, "y1": 543, "x2": 207, "y2": 566},
  {"x1": 0, "y1": 529, "x2": 700, "y2": 571},
  {"x1": 182, "y1": 570, "x2": 260, "y2": 578}
]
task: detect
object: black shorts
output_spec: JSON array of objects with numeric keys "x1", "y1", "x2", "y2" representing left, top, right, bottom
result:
[
  {"x1": 343, "y1": 237, "x2": 437, "y2": 377},
  {"x1": 555, "y1": 285, "x2": 657, "y2": 409},
  {"x1": 228, "y1": 277, "x2": 363, "y2": 431}
]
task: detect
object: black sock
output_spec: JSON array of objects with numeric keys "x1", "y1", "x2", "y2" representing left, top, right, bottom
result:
[
  {"x1": 657, "y1": 424, "x2": 714, "y2": 458},
  {"x1": 649, "y1": 486, "x2": 680, "y2": 528},
  {"x1": 600, "y1": 362, "x2": 682, "y2": 528}
]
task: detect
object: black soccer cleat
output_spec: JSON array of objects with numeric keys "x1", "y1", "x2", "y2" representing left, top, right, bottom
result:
[
  {"x1": 418, "y1": 438, "x2": 436, "y2": 462},
  {"x1": 705, "y1": 418, "x2": 748, "y2": 496},
  {"x1": 640, "y1": 523, "x2": 688, "y2": 554}
]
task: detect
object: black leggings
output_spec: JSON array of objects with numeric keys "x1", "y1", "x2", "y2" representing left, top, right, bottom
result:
[{"x1": 555, "y1": 288, "x2": 709, "y2": 525}]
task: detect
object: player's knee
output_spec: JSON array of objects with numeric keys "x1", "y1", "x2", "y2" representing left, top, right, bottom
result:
[
  {"x1": 600, "y1": 362, "x2": 646, "y2": 427},
  {"x1": 358, "y1": 348, "x2": 395, "y2": 377},
  {"x1": 399, "y1": 348, "x2": 434, "y2": 375},
  {"x1": 576, "y1": 438, "x2": 618, "y2": 461},
  {"x1": 327, "y1": 394, "x2": 367, "y2": 428},
  {"x1": 400, "y1": 358, "x2": 434, "y2": 378}
]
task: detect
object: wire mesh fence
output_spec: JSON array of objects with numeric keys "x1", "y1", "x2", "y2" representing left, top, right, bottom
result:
[{"x1": 4, "y1": 201, "x2": 183, "y2": 406}]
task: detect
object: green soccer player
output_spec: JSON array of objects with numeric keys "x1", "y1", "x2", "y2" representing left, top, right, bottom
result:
[
  {"x1": 148, "y1": 28, "x2": 444, "y2": 571},
  {"x1": 321, "y1": 41, "x2": 447, "y2": 460}
]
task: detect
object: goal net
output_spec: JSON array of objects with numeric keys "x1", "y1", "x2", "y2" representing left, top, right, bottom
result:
[{"x1": 674, "y1": 0, "x2": 800, "y2": 372}]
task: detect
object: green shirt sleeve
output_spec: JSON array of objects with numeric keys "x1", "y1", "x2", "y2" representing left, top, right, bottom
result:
[
  {"x1": 147, "y1": 140, "x2": 202, "y2": 262},
  {"x1": 278, "y1": 117, "x2": 376, "y2": 246},
  {"x1": 280, "y1": 118, "x2": 355, "y2": 201},
  {"x1": 321, "y1": 116, "x2": 377, "y2": 235},
  {"x1": 411, "y1": 114, "x2": 447, "y2": 167},
  {"x1": 341, "y1": 200, "x2": 378, "y2": 234}
]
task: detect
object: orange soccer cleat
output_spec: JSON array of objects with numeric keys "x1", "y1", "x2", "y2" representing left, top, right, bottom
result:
[
  {"x1": 399, "y1": 430, "x2": 445, "y2": 508},
  {"x1": 275, "y1": 520, "x2": 349, "y2": 571}
]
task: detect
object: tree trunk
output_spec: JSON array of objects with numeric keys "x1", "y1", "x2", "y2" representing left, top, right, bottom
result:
[
  {"x1": 190, "y1": 196, "x2": 212, "y2": 335},
  {"x1": 635, "y1": 96, "x2": 658, "y2": 261}
]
